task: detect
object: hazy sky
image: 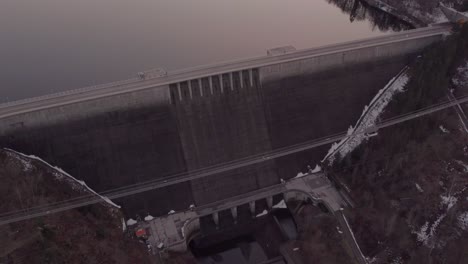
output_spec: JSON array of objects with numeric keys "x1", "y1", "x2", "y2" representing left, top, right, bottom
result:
[{"x1": 0, "y1": 0, "x2": 388, "y2": 101}]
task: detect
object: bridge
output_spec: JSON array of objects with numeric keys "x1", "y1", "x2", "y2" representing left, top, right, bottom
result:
[{"x1": 135, "y1": 172, "x2": 346, "y2": 253}]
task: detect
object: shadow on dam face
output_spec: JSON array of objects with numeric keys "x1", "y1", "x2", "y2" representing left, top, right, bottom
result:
[
  {"x1": 0, "y1": 56, "x2": 410, "y2": 217},
  {"x1": 0, "y1": 103, "x2": 192, "y2": 216},
  {"x1": 261, "y1": 56, "x2": 410, "y2": 178}
]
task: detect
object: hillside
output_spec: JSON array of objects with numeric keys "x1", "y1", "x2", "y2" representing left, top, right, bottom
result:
[
  {"x1": 0, "y1": 150, "x2": 156, "y2": 264},
  {"x1": 380, "y1": 0, "x2": 468, "y2": 24},
  {"x1": 330, "y1": 25, "x2": 468, "y2": 263}
]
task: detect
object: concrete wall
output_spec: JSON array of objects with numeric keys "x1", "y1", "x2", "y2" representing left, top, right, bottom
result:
[
  {"x1": 170, "y1": 70, "x2": 279, "y2": 205},
  {"x1": 0, "y1": 34, "x2": 441, "y2": 136},
  {"x1": 0, "y1": 84, "x2": 171, "y2": 135},
  {"x1": 0, "y1": 85, "x2": 188, "y2": 217},
  {"x1": 0, "y1": 34, "x2": 443, "y2": 218},
  {"x1": 260, "y1": 56, "x2": 408, "y2": 179},
  {"x1": 259, "y1": 35, "x2": 441, "y2": 82}
]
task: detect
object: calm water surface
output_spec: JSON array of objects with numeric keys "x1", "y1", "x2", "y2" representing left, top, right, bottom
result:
[{"x1": 0, "y1": 0, "x2": 407, "y2": 102}]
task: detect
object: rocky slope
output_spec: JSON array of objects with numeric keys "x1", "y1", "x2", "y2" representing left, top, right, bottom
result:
[{"x1": 0, "y1": 149, "x2": 156, "y2": 264}]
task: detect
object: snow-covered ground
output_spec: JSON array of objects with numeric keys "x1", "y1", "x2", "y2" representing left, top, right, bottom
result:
[
  {"x1": 383, "y1": 0, "x2": 449, "y2": 24},
  {"x1": 458, "y1": 212, "x2": 468, "y2": 230},
  {"x1": 5, "y1": 148, "x2": 121, "y2": 209},
  {"x1": 439, "y1": 125, "x2": 450, "y2": 133},
  {"x1": 440, "y1": 194, "x2": 458, "y2": 209},
  {"x1": 127, "y1": 218, "x2": 138, "y2": 226},
  {"x1": 273, "y1": 199, "x2": 287, "y2": 209},
  {"x1": 122, "y1": 218, "x2": 127, "y2": 231},
  {"x1": 451, "y1": 61, "x2": 468, "y2": 133},
  {"x1": 415, "y1": 183, "x2": 424, "y2": 193},
  {"x1": 323, "y1": 68, "x2": 409, "y2": 165},
  {"x1": 412, "y1": 193, "x2": 460, "y2": 248},
  {"x1": 144, "y1": 215, "x2": 154, "y2": 221},
  {"x1": 295, "y1": 164, "x2": 322, "y2": 179},
  {"x1": 453, "y1": 61, "x2": 468, "y2": 87},
  {"x1": 256, "y1": 210, "x2": 268, "y2": 218}
]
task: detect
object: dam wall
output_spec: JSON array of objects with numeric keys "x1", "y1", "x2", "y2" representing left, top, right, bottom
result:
[
  {"x1": 0, "y1": 29, "x2": 447, "y2": 217},
  {"x1": 259, "y1": 34, "x2": 441, "y2": 82},
  {"x1": 0, "y1": 85, "x2": 171, "y2": 135},
  {"x1": 0, "y1": 27, "x2": 446, "y2": 136}
]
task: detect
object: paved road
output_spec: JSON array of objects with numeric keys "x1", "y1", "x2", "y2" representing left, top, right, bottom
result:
[
  {"x1": 0, "y1": 23, "x2": 451, "y2": 120},
  {"x1": 337, "y1": 212, "x2": 368, "y2": 264}
]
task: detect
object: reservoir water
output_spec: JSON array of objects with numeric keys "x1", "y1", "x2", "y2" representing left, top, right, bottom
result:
[{"x1": 0, "y1": 0, "x2": 410, "y2": 102}]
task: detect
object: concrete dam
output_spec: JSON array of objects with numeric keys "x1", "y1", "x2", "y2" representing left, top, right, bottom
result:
[{"x1": 0, "y1": 24, "x2": 450, "y2": 217}]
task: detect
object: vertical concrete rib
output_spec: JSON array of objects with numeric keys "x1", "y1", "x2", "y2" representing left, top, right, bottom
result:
[
  {"x1": 229, "y1": 72, "x2": 234, "y2": 91},
  {"x1": 208, "y1": 76, "x2": 213, "y2": 95},
  {"x1": 249, "y1": 201, "x2": 256, "y2": 217},
  {"x1": 231, "y1": 207, "x2": 238, "y2": 223},
  {"x1": 177, "y1": 83, "x2": 182, "y2": 101},
  {"x1": 266, "y1": 196, "x2": 273, "y2": 209},
  {"x1": 240, "y1": 71, "x2": 244, "y2": 88},
  {"x1": 212, "y1": 212, "x2": 219, "y2": 228},
  {"x1": 249, "y1": 69, "x2": 254, "y2": 86},
  {"x1": 220, "y1": 75, "x2": 224, "y2": 93},
  {"x1": 188, "y1": 80, "x2": 193, "y2": 99},
  {"x1": 198, "y1": 79, "x2": 203, "y2": 97}
]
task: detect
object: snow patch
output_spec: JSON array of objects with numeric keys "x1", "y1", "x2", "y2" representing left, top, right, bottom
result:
[
  {"x1": 440, "y1": 195, "x2": 458, "y2": 210},
  {"x1": 144, "y1": 215, "x2": 154, "y2": 221},
  {"x1": 256, "y1": 210, "x2": 268, "y2": 218},
  {"x1": 322, "y1": 68, "x2": 409, "y2": 164},
  {"x1": 311, "y1": 164, "x2": 322, "y2": 173},
  {"x1": 366, "y1": 256, "x2": 378, "y2": 264},
  {"x1": 181, "y1": 220, "x2": 190, "y2": 238},
  {"x1": 19, "y1": 158, "x2": 33, "y2": 171},
  {"x1": 127, "y1": 218, "x2": 137, "y2": 226},
  {"x1": 453, "y1": 61, "x2": 468, "y2": 87},
  {"x1": 401, "y1": 1, "x2": 447, "y2": 24},
  {"x1": 413, "y1": 194, "x2": 458, "y2": 247},
  {"x1": 413, "y1": 221, "x2": 430, "y2": 245},
  {"x1": 295, "y1": 172, "x2": 307, "y2": 178},
  {"x1": 5, "y1": 149, "x2": 121, "y2": 208},
  {"x1": 336, "y1": 226, "x2": 343, "y2": 234},
  {"x1": 439, "y1": 125, "x2": 450, "y2": 133},
  {"x1": 168, "y1": 210, "x2": 176, "y2": 215},
  {"x1": 5, "y1": 151, "x2": 34, "y2": 172},
  {"x1": 273, "y1": 199, "x2": 287, "y2": 209},
  {"x1": 122, "y1": 218, "x2": 127, "y2": 231},
  {"x1": 457, "y1": 212, "x2": 468, "y2": 231},
  {"x1": 391, "y1": 256, "x2": 403, "y2": 264},
  {"x1": 415, "y1": 183, "x2": 424, "y2": 193},
  {"x1": 455, "y1": 160, "x2": 468, "y2": 172}
]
